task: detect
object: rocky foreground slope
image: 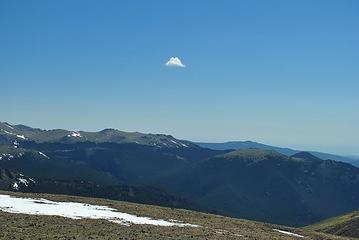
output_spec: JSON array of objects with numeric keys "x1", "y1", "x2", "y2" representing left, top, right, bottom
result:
[
  {"x1": 0, "y1": 191, "x2": 353, "y2": 240},
  {"x1": 305, "y1": 211, "x2": 359, "y2": 239}
]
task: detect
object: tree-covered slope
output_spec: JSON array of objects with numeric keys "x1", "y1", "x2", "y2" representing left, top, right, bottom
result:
[{"x1": 167, "y1": 149, "x2": 359, "y2": 226}]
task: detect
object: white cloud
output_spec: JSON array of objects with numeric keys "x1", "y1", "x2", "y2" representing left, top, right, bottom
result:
[{"x1": 165, "y1": 57, "x2": 185, "y2": 68}]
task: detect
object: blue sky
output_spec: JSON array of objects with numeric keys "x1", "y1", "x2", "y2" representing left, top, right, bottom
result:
[{"x1": 1, "y1": 0, "x2": 358, "y2": 155}]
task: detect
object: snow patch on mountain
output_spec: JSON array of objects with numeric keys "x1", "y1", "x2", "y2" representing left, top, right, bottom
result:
[
  {"x1": 39, "y1": 151, "x2": 50, "y2": 159},
  {"x1": 68, "y1": 132, "x2": 82, "y2": 137},
  {"x1": 180, "y1": 142, "x2": 189, "y2": 147},
  {"x1": 5, "y1": 124, "x2": 14, "y2": 129},
  {"x1": 1, "y1": 129, "x2": 14, "y2": 135},
  {"x1": 170, "y1": 140, "x2": 181, "y2": 147},
  {"x1": 169, "y1": 140, "x2": 189, "y2": 148},
  {"x1": 0, "y1": 129, "x2": 27, "y2": 140},
  {"x1": 12, "y1": 182, "x2": 19, "y2": 190},
  {"x1": 0, "y1": 153, "x2": 14, "y2": 161},
  {"x1": 12, "y1": 175, "x2": 35, "y2": 190},
  {"x1": 17, "y1": 178, "x2": 30, "y2": 187},
  {"x1": 16, "y1": 135, "x2": 26, "y2": 140}
]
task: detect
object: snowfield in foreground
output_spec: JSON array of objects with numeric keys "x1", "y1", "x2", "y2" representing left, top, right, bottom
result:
[
  {"x1": 0, "y1": 194, "x2": 199, "y2": 227},
  {"x1": 273, "y1": 229, "x2": 304, "y2": 238}
]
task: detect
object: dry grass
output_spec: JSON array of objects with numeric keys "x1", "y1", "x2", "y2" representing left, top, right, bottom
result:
[{"x1": 0, "y1": 191, "x2": 352, "y2": 240}]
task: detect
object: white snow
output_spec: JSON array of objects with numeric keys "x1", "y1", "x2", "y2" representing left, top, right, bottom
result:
[
  {"x1": 1, "y1": 129, "x2": 14, "y2": 135},
  {"x1": 16, "y1": 135, "x2": 26, "y2": 140},
  {"x1": 170, "y1": 140, "x2": 181, "y2": 148},
  {"x1": 39, "y1": 151, "x2": 50, "y2": 159},
  {"x1": 12, "y1": 176, "x2": 35, "y2": 190},
  {"x1": 18, "y1": 174, "x2": 35, "y2": 183},
  {"x1": 180, "y1": 142, "x2": 189, "y2": 147},
  {"x1": 0, "y1": 194, "x2": 199, "y2": 227},
  {"x1": 169, "y1": 139, "x2": 189, "y2": 148},
  {"x1": 273, "y1": 229, "x2": 304, "y2": 238},
  {"x1": 17, "y1": 178, "x2": 29, "y2": 187},
  {"x1": 12, "y1": 183, "x2": 19, "y2": 190},
  {"x1": 67, "y1": 132, "x2": 82, "y2": 137},
  {"x1": 170, "y1": 140, "x2": 178, "y2": 144},
  {"x1": 0, "y1": 153, "x2": 14, "y2": 160},
  {"x1": 1, "y1": 129, "x2": 27, "y2": 140},
  {"x1": 6, "y1": 124, "x2": 14, "y2": 129}
]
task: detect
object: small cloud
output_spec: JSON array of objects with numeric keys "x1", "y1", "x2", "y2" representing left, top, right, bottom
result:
[{"x1": 165, "y1": 57, "x2": 185, "y2": 68}]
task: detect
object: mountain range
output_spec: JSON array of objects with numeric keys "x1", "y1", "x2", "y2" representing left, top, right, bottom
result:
[
  {"x1": 197, "y1": 141, "x2": 359, "y2": 167},
  {"x1": 1, "y1": 121, "x2": 358, "y2": 227}
]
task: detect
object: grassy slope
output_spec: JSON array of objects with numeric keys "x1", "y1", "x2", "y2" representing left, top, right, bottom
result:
[
  {"x1": 305, "y1": 211, "x2": 359, "y2": 239},
  {"x1": 0, "y1": 191, "x2": 352, "y2": 240}
]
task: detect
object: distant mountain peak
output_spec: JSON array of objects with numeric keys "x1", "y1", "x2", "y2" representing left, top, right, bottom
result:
[
  {"x1": 291, "y1": 152, "x2": 321, "y2": 161},
  {"x1": 100, "y1": 128, "x2": 119, "y2": 132},
  {"x1": 216, "y1": 148, "x2": 288, "y2": 162}
]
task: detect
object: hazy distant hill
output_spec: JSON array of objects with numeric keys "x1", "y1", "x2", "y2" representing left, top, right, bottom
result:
[{"x1": 197, "y1": 141, "x2": 359, "y2": 167}]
